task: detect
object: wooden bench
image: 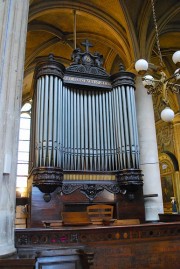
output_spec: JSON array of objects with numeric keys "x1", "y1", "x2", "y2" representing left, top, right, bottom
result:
[
  {"x1": 87, "y1": 204, "x2": 114, "y2": 223},
  {"x1": 61, "y1": 212, "x2": 92, "y2": 226}
]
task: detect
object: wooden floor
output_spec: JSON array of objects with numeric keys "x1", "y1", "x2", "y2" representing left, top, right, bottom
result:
[{"x1": 0, "y1": 221, "x2": 180, "y2": 269}]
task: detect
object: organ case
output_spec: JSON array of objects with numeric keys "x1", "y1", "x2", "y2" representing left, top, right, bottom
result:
[{"x1": 27, "y1": 42, "x2": 145, "y2": 227}]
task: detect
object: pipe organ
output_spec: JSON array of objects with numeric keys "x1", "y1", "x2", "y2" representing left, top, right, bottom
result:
[{"x1": 28, "y1": 41, "x2": 143, "y2": 203}]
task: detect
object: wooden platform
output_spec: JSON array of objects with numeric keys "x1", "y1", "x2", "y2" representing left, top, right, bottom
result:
[
  {"x1": 2, "y1": 221, "x2": 178, "y2": 269},
  {"x1": 159, "y1": 213, "x2": 180, "y2": 222}
]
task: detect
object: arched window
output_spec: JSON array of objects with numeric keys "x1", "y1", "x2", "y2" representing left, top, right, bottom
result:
[{"x1": 16, "y1": 101, "x2": 32, "y2": 197}]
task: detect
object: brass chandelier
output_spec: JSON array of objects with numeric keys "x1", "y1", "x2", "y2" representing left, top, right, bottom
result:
[{"x1": 135, "y1": 0, "x2": 180, "y2": 122}]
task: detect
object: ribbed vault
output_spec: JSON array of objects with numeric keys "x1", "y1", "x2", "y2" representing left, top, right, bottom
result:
[{"x1": 23, "y1": 0, "x2": 180, "y2": 113}]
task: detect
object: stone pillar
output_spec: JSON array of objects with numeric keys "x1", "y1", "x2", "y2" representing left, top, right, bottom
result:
[
  {"x1": 173, "y1": 113, "x2": 180, "y2": 168},
  {"x1": 173, "y1": 113, "x2": 180, "y2": 211},
  {"x1": 135, "y1": 77, "x2": 164, "y2": 221},
  {"x1": 0, "y1": 0, "x2": 29, "y2": 257}
]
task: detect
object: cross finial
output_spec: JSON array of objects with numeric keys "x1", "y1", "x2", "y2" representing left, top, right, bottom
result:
[{"x1": 81, "y1": 39, "x2": 93, "y2": 53}]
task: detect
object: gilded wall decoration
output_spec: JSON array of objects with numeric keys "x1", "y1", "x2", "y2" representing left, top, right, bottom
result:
[{"x1": 156, "y1": 123, "x2": 175, "y2": 153}]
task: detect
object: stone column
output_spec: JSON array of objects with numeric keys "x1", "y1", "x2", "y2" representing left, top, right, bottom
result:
[
  {"x1": 0, "y1": 0, "x2": 29, "y2": 257},
  {"x1": 135, "y1": 77, "x2": 164, "y2": 221},
  {"x1": 173, "y1": 113, "x2": 180, "y2": 168},
  {"x1": 173, "y1": 113, "x2": 180, "y2": 211}
]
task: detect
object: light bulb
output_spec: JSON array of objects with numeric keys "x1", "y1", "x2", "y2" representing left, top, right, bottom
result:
[
  {"x1": 161, "y1": 107, "x2": 174, "y2": 122},
  {"x1": 142, "y1": 75, "x2": 154, "y2": 87},
  {"x1": 135, "y1": 59, "x2": 148, "y2": 75},
  {"x1": 172, "y1": 51, "x2": 180, "y2": 66}
]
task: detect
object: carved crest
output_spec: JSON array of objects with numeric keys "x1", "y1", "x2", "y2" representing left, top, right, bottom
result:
[{"x1": 64, "y1": 40, "x2": 111, "y2": 89}]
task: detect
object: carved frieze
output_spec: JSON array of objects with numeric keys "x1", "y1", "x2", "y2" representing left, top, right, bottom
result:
[{"x1": 15, "y1": 223, "x2": 180, "y2": 247}]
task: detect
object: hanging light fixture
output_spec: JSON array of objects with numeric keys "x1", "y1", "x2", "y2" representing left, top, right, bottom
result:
[{"x1": 135, "y1": 0, "x2": 180, "y2": 122}]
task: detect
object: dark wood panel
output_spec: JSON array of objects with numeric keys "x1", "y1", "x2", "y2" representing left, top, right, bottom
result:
[
  {"x1": 0, "y1": 258, "x2": 35, "y2": 269},
  {"x1": 159, "y1": 213, "x2": 180, "y2": 222},
  {"x1": 28, "y1": 186, "x2": 145, "y2": 227},
  {"x1": 28, "y1": 187, "x2": 64, "y2": 228},
  {"x1": 115, "y1": 188, "x2": 145, "y2": 222},
  {"x1": 14, "y1": 222, "x2": 180, "y2": 269}
]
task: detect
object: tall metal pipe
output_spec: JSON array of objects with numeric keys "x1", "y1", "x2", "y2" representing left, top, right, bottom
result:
[
  {"x1": 35, "y1": 78, "x2": 40, "y2": 167},
  {"x1": 76, "y1": 89, "x2": 80, "y2": 170},
  {"x1": 95, "y1": 92, "x2": 100, "y2": 171},
  {"x1": 39, "y1": 76, "x2": 45, "y2": 167},
  {"x1": 53, "y1": 76, "x2": 58, "y2": 166},
  {"x1": 84, "y1": 90, "x2": 88, "y2": 170},
  {"x1": 92, "y1": 91, "x2": 96, "y2": 171},
  {"x1": 108, "y1": 90, "x2": 115, "y2": 171},
  {"x1": 88, "y1": 90, "x2": 93, "y2": 171},
  {"x1": 115, "y1": 87, "x2": 123, "y2": 170},
  {"x1": 117, "y1": 86, "x2": 126, "y2": 169},
  {"x1": 126, "y1": 85, "x2": 135, "y2": 167},
  {"x1": 130, "y1": 86, "x2": 140, "y2": 168},
  {"x1": 105, "y1": 91, "x2": 111, "y2": 171},
  {"x1": 99, "y1": 92, "x2": 104, "y2": 170},
  {"x1": 80, "y1": 90, "x2": 85, "y2": 170}
]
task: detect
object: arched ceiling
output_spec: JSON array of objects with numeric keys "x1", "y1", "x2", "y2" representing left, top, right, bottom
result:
[{"x1": 23, "y1": 0, "x2": 180, "y2": 112}]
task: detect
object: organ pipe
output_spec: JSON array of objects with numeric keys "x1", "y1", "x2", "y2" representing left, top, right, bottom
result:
[
  {"x1": 30, "y1": 55, "x2": 141, "y2": 186},
  {"x1": 30, "y1": 56, "x2": 65, "y2": 174}
]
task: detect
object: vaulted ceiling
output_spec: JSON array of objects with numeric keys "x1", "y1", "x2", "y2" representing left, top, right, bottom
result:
[{"x1": 23, "y1": 0, "x2": 180, "y2": 113}]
